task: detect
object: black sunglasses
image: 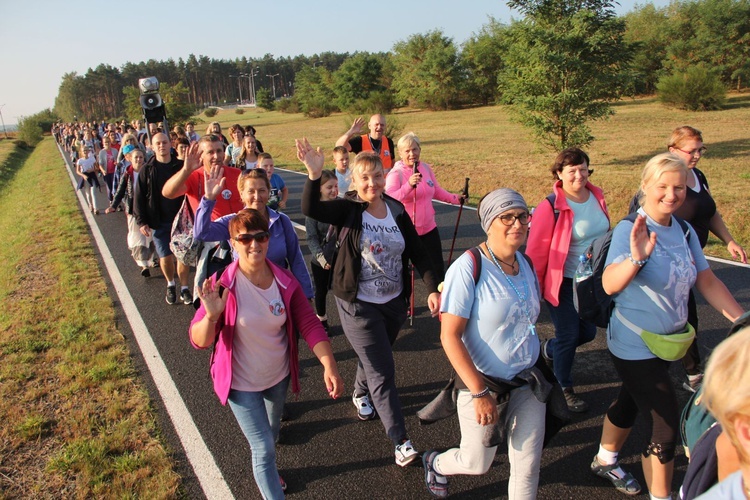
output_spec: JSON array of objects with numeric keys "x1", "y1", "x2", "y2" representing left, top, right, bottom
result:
[{"x1": 233, "y1": 231, "x2": 270, "y2": 244}]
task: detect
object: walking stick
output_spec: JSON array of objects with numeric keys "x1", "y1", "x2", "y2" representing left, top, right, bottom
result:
[
  {"x1": 409, "y1": 160, "x2": 419, "y2": 326},
  {"x1": 446, "y1": 177, "x2": 470, "y2": 268}
]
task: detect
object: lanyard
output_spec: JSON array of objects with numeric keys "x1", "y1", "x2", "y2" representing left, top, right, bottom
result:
[{"x1": 486, "y1": 244, "x2": 537, "y2": 336}]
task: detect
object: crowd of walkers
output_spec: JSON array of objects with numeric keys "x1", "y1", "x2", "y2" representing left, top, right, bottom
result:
[{"x1": 54, "y1": 115, "x2": 748, "y2": 499}]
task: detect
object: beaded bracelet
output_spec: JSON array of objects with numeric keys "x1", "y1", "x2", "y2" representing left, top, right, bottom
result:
[
  {"x1": 471, "y1": 387, "x2": 490, "y2": 399},
  {"x1": 628, "y1": 254, "x2": 648, "y2": 267}
]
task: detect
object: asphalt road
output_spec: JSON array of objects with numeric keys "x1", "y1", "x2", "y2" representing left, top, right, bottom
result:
[{"x1": 61, "y1": 151, "x2": 750, "y2": 500}]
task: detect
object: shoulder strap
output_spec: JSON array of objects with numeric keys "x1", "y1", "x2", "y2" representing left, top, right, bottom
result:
[
  {"x1": 467, "y1": 246, "x2": 483, "y2": 286},
  {"x1": 545, "y1": 193, "x2": 560, "y2": 224},
  {"x1": 675, "y1": 217, "x2": 691, "y2": 243}
]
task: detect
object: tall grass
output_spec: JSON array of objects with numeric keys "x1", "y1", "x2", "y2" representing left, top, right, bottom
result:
[
  {"x1": 209, "y1": 95, "x2": 750, "y2": 259},
  {"x1": 0, "y1": 138, "x2": 179, "y2": 497}
]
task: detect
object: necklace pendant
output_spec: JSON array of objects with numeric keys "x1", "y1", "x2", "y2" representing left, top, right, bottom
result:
[{"x1": 529, "y1": 324, "x2": 537, "y2": 337}]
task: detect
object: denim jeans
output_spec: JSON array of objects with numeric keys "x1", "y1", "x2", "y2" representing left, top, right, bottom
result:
[
  {"x1": 435, "y1": 386, "x2": 545, "y2": 499},
  {"x1": 547, "y1": 278, "x2": 596, "y2": 388},
  {"x1": 228, "y1": 375, "x2": 290, "y2": 500}
]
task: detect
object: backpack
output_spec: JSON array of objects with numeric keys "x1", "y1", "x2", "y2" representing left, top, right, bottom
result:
[{"x1": 573, "y1": 213, "x2": 690, "y2": 328}]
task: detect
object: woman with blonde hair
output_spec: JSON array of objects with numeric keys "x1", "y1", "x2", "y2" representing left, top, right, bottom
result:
[
  {"x1": 237, "y1": 133, "x2": 260, "y2": 171},
  {"x1": 299, "y1": 139, "x2": 440, "y2": 467},
  {"x1": 697, "y1": 326, "x2": 750, "y2": 498},
  {"x1": 205, "y1": 121, "x2": 228, "y2": 145},
  {"x1": 591, "y1": 153, "x2": 744, "y2": 499}
]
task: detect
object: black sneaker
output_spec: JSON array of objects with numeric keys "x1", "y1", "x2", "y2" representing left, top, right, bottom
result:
[
  {"x1": 563, "y1": 387, "x2": 589, "y2": 413},
  {"x1": 180, "y1": 288, "x2": 193, "y2": 305},
  {"x1": 140, "y1": 268, "x2": 150, "y2": 278},
  {"x1": 165, "y1": 285, "x2": 177, "y2": 305}
]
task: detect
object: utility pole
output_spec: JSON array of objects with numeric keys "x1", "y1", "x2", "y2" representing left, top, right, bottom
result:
[
  {"x1": 266, "y1": 74, "x2": 280, "y2": 99},
  {"x1": 247, "y1": 69, "x2": 259, "y2": 106},
  {"x1": 0, "y1": 104, "x2": 8, "y2": 139}
]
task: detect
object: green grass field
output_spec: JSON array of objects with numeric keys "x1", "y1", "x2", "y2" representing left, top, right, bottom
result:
[
  {"x1": 0, "y1": 138, "x2": 179, "y2": 498},
  {"x1": 210, "y1": 94, "x2": 750, "y2": 259}
]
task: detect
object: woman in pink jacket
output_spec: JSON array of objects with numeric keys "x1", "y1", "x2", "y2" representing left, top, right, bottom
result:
[
  {"x1": 526, "y1": 148, "x2": 609, "y2": 413},
  {"x1": 385, "y1": 132, "x2": 465, "y2": 281},
  {"x1": 189, "y1": 208, "x2": 343, "y2": 498}
]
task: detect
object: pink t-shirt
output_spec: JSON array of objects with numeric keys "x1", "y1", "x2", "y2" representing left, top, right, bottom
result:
[{"x1": 231, "y1": 272, "x2": 290, "y2": 391}]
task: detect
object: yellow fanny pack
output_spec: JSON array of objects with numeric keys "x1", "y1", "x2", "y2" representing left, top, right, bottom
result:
[{"x1": 614, "y1": 310, "x2": 696, "y2": 361}]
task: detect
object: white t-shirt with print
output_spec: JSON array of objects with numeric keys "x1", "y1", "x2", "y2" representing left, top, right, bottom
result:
[{"x1": 356, "y1": 205, "x2": 405, "y2": 304}]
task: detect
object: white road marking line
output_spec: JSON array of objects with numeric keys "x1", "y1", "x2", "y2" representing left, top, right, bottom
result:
[{"x1": 59, "y1": 145, "x2": 234, "y2": 500}]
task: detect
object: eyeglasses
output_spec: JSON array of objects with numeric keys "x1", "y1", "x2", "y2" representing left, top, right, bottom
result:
[
  {"x1": 497, "y1": 213, "x2": 531, "y2": 226},
  {"x1": 233, "y1": 231, "x2": 270, "y2": 245},
  {"x1": 675, "y1": 146, "x2": 707, "y2": 157}
]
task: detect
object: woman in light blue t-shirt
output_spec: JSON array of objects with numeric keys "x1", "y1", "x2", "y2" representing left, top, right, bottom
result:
[
  {"x1": 590, "y1": 153, "x2": 744, "y2": 500},
  {"x1": 422, "y1": 188, "x2": 546, "y2": 499}
]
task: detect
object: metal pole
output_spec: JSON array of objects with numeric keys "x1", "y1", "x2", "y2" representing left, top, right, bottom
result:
[
  {"x1": 0, "y1": 105, "x2": 8, "y2": 139},
  {"x1": 252, "y1": 69, "x2": 259, "y2": 105},
  {"x1": 266, "y1": 74, "x2": 279, "y2": 99}
]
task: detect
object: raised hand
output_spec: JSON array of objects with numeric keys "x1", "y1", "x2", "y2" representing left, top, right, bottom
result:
[
  {"x1": 203, "y1": 164, "x2": 226, "y2": 201},
  {"x1": 183, "y1": 142, "x2": 203, "y2": 174},
  {"x1": 295, "y1": 138, "x2": 325, "y2": 180},
  {"x1": 196, "y1": 278, "x2": 228, "y2": 321},
  {"x1": 629, "y1": 215, "x2": 657, "y2": 262},
  {"x1": 348, "y1": 117, "x2": 365, "y2": 136}
]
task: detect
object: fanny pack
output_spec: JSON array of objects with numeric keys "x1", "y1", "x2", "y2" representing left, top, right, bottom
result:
[{"x1": 614, "y1": 309, "x2": 696, "y2": 361}]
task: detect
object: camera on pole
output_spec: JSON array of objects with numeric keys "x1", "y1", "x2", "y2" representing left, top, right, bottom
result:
[{"x1": 138, "y1": 76, "x2": 168, "y2": 141}]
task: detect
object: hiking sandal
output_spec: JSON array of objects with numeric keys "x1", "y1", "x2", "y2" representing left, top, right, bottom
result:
[{"x1": 590, "y1": 456, "x2": 642, "y2": 496}]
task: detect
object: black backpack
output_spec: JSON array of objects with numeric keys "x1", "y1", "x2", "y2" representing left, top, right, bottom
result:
[{"x1": 573, "y1": 213, "x2": 690, "y2": 328}]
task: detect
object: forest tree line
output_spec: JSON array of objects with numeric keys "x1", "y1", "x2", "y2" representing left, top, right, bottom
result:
[{"x1": 50, "y1": 0, "x2": 749, "y2": 141}]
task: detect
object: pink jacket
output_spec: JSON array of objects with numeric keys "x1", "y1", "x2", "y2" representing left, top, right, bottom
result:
[
  {"x1": 385, "y1": 160, "x2": 461, "y2": 235},
  {"x1": 526, "y1": 181, "x2": 609, "y2": 307},
  {"x1": 189, "y1": 260, "x2": 329, "y2": 405}
]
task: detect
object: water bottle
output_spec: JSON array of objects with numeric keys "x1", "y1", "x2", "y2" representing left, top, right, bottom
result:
[{"x1": 574, "y1": 253, "x2": 593, "y2": 283}]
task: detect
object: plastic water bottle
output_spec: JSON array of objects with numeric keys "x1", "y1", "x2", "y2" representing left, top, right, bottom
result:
[{"x1": 574, "y1": 254, "x2": 593, "y2": 283}]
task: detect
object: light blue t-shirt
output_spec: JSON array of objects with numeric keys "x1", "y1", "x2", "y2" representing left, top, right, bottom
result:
[
  {"x1": 695, "y1": 470, "x2": 745, "y2": 499},
  {"x1": 606, "y1": 209, "x2": 708, "y2": 360},
  {"x1": 441, "y1": 250, "x2": 540, "y2": 380},
  {"x1": 336, "y1": 169, "x2": 352, "y2": 195},
  {"x1": 564, "y1": 194, "x2": 609, "y2": 277}
]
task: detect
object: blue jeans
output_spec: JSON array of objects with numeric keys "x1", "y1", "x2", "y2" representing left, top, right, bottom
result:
[
  {"x1": 228, "y1": 375, "x2": 289, "y2": 500},
  {"x1": 547, "y1": 278, "x2": 596, "y2": 388}
]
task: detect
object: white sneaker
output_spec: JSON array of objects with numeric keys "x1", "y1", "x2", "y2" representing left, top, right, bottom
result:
[
  {"x1": 352, "y1": 391, "x2": 376, "y2": 421},
  {"x1": 395, "y1": 439, "x2": 419, "y2": 467}
]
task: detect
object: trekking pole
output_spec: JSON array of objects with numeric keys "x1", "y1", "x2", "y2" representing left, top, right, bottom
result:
[
  {"x1": 446, "y1": 177, "x2": 470, "y2": 268},
  {"x1": 409, "y1": 160, "x2": 419, "y2": 326}
]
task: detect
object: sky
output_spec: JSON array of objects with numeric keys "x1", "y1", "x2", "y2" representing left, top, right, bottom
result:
[{"x1": 0, "y1": 0, "x2": 670, "y2": 126}]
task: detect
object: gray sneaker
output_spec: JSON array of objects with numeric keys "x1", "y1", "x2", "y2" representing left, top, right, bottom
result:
[
  {"x1": 395, "y1": 439, "x2": 419, "y2": 467},
  {"x1": 563, "y1": 387, "x2": 589, "y2": 413},
  {"x1": 352, "y1": 391, "x2": 376, "y2": 421}
]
